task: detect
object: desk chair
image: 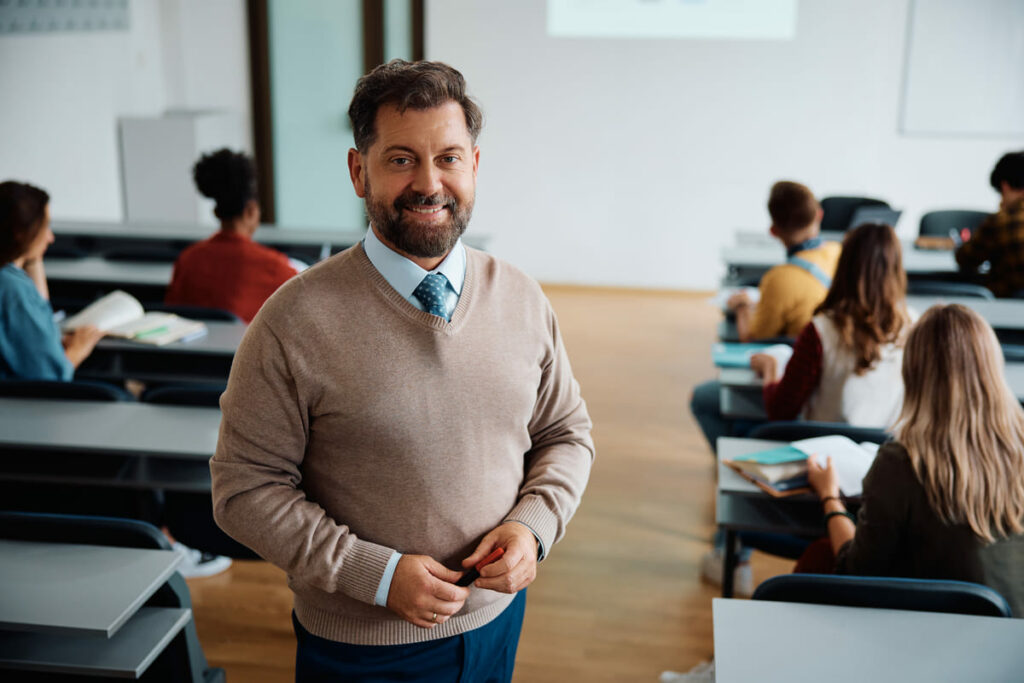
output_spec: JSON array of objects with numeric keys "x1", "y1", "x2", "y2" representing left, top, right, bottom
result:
[
  {"x1": 748, "y1": 421, "x2": 890, "y2": 445},
  {"x1": 918, "y1": 209, "x2": 989, "y2": 238},
  {"x1": 820, "y1": 196, "x2": 889, "y2": 233},
  {"x1": 0, "y1": 511, "x2": 225, "y2": 682},
  {"x1": 0, "y1": 378, "x2": 134, "y2": 401},
  {"x1": 907, "y1": 279, "x2": 994, "y2": 299},
  {"x1": 753, "y1": 573, "x2": 1012, "y2": 618},
  {"x1": 141, "y1": 385, "x2": 259, "y2": 561}
]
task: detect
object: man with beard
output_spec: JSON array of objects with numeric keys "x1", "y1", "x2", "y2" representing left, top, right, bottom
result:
[{"x1": 210, "y1": 60, "x2": 594, "y2": 681}]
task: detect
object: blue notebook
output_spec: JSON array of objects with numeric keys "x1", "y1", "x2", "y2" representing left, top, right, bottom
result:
[{"x1": 711, "y1": 343, "x2": 775, "y2": 368}]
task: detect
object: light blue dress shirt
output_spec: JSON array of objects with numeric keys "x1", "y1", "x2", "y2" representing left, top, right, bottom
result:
[{"x1": 0, "y1": 263, "x2": 73, "y2": 380}]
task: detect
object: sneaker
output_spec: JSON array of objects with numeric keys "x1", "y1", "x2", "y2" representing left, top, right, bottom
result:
[
  {"x1": 661, "y1": 660, "x2": 716, "y2": 682},
  {"x1": 173, "y1": 542, "x2": 232, "y2": 578},
  {"x1": 700, "y1": 547, "x2": 753, "y2": 597}
]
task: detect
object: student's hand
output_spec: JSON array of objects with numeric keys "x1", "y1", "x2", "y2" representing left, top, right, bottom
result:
[
  {"x1": 62, "y1": 325, "x2": 104, "y2": 368},
  {"x1": 807, "y1": 455, "x2": 840, "y2": 500},
  {"x1": 386, "y1": 554, "x2": 470, "y2": 629},
  {"x1": 726, "y1": 291, "x2": 753, "y2": 312},
  {"x1": 462, "y1": 522, "x2": 538, "y2": 594},
  {"x1": 749, "y1": 353, "x2": 779, "y2": 383}
]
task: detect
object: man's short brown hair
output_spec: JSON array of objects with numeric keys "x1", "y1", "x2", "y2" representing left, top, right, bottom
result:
[
  {"x1": 767, "y1": 181, "x2": 819, "y2": 235},
  {"x1": 348, "y1": 59, "x2": 483, "y2": 153},
  {"x1": 0, "y1": 180, "x2": 49, "y2": 265}
]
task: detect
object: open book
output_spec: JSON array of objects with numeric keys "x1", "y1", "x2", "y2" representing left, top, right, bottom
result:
[
  {"x1": 725, "y1": 435, "x2": 877, "y2": 498},
  {"x1": 62, "y1": 291, "x2": 207, "y2": 346}
]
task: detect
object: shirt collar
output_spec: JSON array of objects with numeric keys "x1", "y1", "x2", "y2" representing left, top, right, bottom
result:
[{"x1": 363, "y1": 226, "x2": 466, "y2": 299}]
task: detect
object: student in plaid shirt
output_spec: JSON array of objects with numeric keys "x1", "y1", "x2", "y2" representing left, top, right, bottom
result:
[{"x1": 956, "y1": 151, "x2": 1024, "y2": 297}]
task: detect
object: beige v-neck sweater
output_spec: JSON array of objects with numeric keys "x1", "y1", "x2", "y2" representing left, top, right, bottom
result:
[{"x1": 211, "y1": 243, "x2": 594, "y2": 645}]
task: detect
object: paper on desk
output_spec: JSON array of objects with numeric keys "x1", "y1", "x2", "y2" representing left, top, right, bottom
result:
[
  {"x1": 792, "y1": 435, "x2": 876, "y2": 497},
  {"x1": 709, "y1": 286, "x2": 761, "y2": 310}
]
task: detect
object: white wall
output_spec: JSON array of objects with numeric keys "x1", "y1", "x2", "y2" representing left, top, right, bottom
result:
[
  {"x1": 0, "y1": 0, "x2": 251, "y2": 222},
  {"x1": 426, "y1": 0, "x2": 1024, "y2": 289}
]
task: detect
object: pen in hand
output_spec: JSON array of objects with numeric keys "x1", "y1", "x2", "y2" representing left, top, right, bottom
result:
[{"x1": 456, "y1": 547, "x2": 505, "y2": 587}]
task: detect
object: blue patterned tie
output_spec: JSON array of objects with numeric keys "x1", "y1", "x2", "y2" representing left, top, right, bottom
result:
[{"x1": 412, "y1": 272, "x2": 452, "y2": 320}]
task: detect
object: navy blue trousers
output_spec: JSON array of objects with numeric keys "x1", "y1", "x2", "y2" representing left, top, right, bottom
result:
[{"x1": 293, "y1": 590, "x2": 526, "y2": 682}]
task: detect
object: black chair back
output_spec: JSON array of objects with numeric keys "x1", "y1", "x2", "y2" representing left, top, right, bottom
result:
[
  {"x1": 919, "y1": 209, "x2": 989, "y2": 238},
  {"x1": 0, "y1": 378, "x2": 135, "y2": 401},
  {"x1": 103, "y1": 245, "x2": 182, "y2": 263},
  {"x1": 749, "y1": 420, "x2": 890, "y2": 445},
  {"x1": 907, "y1": 280, "x2": 995, "y2": 299},
  {"x1": 141, "y1": 383, "x2": 226, "y2": 407},
  {"x1": 820, "y1": 196, "x2": 889, "y2": 233},
  {"x1": 753, "y1": 573, "x2": 1012, "y2": 618}
]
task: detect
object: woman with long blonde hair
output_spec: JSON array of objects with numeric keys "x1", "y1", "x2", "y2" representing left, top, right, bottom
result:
[{"x1": 807, "y1": 304, "x2": 1024, "y2": 615}]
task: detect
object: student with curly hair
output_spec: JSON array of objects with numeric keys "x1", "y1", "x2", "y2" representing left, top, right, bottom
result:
[{"x1": 165, "y1": 149, "x2": 297, "y2": 323}]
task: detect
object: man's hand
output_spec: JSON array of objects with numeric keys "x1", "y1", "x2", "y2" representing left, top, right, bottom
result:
[
  {"x1": 462, "y1": 522, "x2": 538, "y2": 594},
  {"x1": 386, "y1": 554, "x2": 470, "y2": 629}
]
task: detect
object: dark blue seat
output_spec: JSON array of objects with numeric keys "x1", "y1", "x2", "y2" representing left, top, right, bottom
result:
[
  {"x1": 0, "y1": 511, "x2": 226, "y2": 681},
  {"x1": 753, "y1": 573, "x2": 1013, "y2": 618},
  {"x1": 140, "y1": 383, "x2": 258, "y2": 561},
  {"x1": 749, "y1": 420, "x2": 890, "y2": 445},
  {"x1": 907, "y1": 279, "x2": 994, "y2": 299},
  {"x1": 918, "y1": 209, "x2": 989, "y2": 238},
  {"x1": 820, "y1": 196, "x2": 890, "y2": 233},
  {"x1": 0, "y1": 378, "x2": 135, "y2": 401}
]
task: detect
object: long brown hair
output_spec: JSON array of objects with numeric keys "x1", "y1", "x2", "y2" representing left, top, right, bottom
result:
[
  {"x1": 816, "y1": 222, "x2": 909, "y2": 374},
  {"x1": 896, "y1": 304, "x2": 1024, "y2": 542}
]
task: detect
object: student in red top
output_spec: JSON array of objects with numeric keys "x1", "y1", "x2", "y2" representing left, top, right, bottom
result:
[{"x1": 165, "y1": 149, "x2": 297, "y2": 323}]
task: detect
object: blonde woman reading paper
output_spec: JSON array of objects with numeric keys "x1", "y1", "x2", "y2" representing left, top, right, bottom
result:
[{"x1": 803, "y1": 305, "x2": 1024, "y2": 616}]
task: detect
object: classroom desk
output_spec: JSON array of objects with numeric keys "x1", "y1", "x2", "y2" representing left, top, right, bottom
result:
[
  {"x1": 46, "y1": 257, "x2": 174, "y2": 304},
  {"x1": 713, "y1": 598, "x2": 1024, "y2": 682},
  {"x1": 52, "y1": 219, "x2": 492, "y2": 261},
  {"x1": 716, "y1": 437, "x2": 823, "y2": 597},
  {"x1": 718, "y1": 362, "x2": 1024, "y2": 421},
  {"x1": 0, "y1": 399, "x2": 221, "y2": 492},
  {"x1": 721, "y1": 242, "x2": 956, "y2": 285},
  {"x1": 717, "y1": 295, "x2": 1024, "y2": 343},
  {"x1": 78, "y1": 320, "x2": 245, "y2": 384},
  {"x1": 0, "y1": 539, "x2": 191, "y2": 678}
]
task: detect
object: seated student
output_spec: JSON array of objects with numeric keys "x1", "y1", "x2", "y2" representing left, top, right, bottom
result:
[
  {"x1": 955, "y1": 150, "x2": 1024, "y2": 297},
  {"x1": 751, "y1": 222, "x2": 911, "y2": 427},
  {"x1": 727, "y1": 180, "x2": 842, "y2": 342},
  {"x1": 0, "y1": 181, "x2": 102, "y2": 379},
  {"x1": 804, "y1": 304, "x2": 1024, "y2": 617},
  {"x1": 165, "y1": 149, "x2": 297, "y2": 323},
  {"x1": 691, "y1": 181, "x2": 841, "y2": 454}
]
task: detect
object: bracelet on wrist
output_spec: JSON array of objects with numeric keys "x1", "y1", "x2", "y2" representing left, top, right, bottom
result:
[
  {"x1": 820, "y1": 495, "x2": 841, "y2": 506},
  {"x1": 824, "y1": 510, "x2": 856, "y2": 525}
]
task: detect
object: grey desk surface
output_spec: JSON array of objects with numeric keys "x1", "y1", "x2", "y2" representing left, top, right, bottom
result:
[
  {"x1": 720, "y1": 241, "x2": 956, "y2": 274},
  {"x1": 0, "y1": 398, "x2": 220, "y2": 461},
  {"x1": 95, "y1": 320, "x2": 245, "y2": 356},
  {"x1": 0, "y1": 540, "x2": 181, "y2": 637},
  {"x1": 45, "y1": 257, "x2": 174, "y2": 285},
  {"x1": 0, "y1": 606, "x2": 191, "y2": 678},
  {"x1": 713, "y1": 598, "x2": 1024, "y2": 682}
]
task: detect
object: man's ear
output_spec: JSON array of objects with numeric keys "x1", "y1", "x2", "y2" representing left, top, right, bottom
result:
[
  {"x1": 348, "y1": 148, "x2": 367, "y2": 198},
  {"x1": 472, "y1": 146, "x2": 480, "y2": 180}
]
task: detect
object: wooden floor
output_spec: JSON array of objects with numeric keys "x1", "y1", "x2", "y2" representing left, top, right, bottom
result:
[{"x1": 186, "y1": 286, "x2": 792, "y2": 682}]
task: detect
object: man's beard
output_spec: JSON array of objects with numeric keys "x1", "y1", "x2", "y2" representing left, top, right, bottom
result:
[{"x1": 364, "y1": 179, "x2": 473, "y2": 259}]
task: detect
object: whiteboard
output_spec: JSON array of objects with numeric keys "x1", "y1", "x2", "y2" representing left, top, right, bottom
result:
[{"x1": 900, "y1": 0, "x2": 1024, "y2": 136}]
